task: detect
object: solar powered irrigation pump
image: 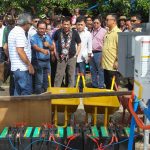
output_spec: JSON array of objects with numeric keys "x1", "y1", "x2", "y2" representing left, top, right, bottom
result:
[{"x1": 128, "y1": 36, "x2": 150, "y2": 150}]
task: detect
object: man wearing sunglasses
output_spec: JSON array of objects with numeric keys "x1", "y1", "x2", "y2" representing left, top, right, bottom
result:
[{"x1": 130, "y1": 14, "x2": 142, "y2": 32}]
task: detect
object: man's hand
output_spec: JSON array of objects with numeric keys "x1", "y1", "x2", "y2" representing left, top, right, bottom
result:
[
  {"x1": 50, "y1": 51, "x2": 56, "y2": 62},
  {"x1": 43, "y1": 42, "x2": 50, "y2": 48},
  {"x1": 42, "y1": 49, "x2": 49, "y2": 55},
  {"x1": 28, "y1": 64, "x2": 35, "y2": 75},
  {"x1": 113, "y1": 60, "x2": 118, "y2": 70}
]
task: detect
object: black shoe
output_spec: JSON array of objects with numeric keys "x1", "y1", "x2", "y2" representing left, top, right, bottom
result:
[{"x1": 0, "y1": 87, "x2": 5, "y2": 91}]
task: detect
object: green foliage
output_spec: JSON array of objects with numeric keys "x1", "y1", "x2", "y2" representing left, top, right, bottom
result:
[
  {"x1": 0, "y1": 0, "x2": 149, "y2": 21},
  {"x1": 97, "y1": 0, "x2": 150, "y2": 21},
  {"x1": 132, "y1": 0, "x2": 150, "y2": 21},
  {"x1": 0, "y1": 0, "x2": 88, "y2": 16}
]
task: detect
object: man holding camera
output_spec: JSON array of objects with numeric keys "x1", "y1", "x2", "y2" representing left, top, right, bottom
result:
[
  {"x1": 53, "y1": 17, "x2": 81, "y2": 87},
  {"x1": 31, "y1": 21, "x2": 54, "y2": 94}
]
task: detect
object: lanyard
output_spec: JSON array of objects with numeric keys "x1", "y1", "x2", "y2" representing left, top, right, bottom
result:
[{"x1": 92, "y1": 28, "x2": 101, "y2": 40}]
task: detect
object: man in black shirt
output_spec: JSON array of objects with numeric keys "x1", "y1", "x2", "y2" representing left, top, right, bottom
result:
[{"x1": 53, "y1": 17, "x2": 81, "y2": 87}]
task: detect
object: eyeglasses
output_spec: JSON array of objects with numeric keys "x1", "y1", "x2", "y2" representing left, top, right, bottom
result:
[
  {"x1": 131, "y1": 20, "x2": 137, "y2": 22},
  {"x1": 94, "y1": 22, "x2": 100, "y2": 24},
  {"x1": 106, "y1": 19, "x2": 114, "y2": 21},
  {"x1": 34, "y1": 20, "x2": 39, "y2": 23}
]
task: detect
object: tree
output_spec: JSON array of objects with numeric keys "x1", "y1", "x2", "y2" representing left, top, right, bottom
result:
[
  {"x1": 0, "y1": 0, "x2": 88, "y2": 16},
  {"x1": 0, "y1": 0, "x2": 149, "y2": 22},
  {"x1": 96, "y1": 0, "x2": 150, "y2": 22}
]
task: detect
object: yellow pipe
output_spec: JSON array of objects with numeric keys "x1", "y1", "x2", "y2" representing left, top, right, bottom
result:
[
  {"x1": 54, "y1": 105, "x2": 58, "y2": 127},
  {"x1": 81, "y1": 75, "x2": 86, "y2": 88},
  {"x1": 111, "y1": 76, "x2": 115, "y2": 90},
  {"x1": 54, "y1": 105, "x2": 68, "y2": 128},
  {"x1": 94, "y1": 107, "x2": 97, "y2": 125},
  {"x1": 134, "y1": 80, "x2": 143, "y2": 99},
  {"x1": 76, "y1": 74, "x2": 81, "y2": 88},
  {"x1": 64, "y1": 106, "x2": 68, "y2": 128},
  {"x1": 48, "y1": 74, "x2": 51, "y2": 88},
  {"x1": 104, "y1": 107, "x2": 108, "y2": 127}
]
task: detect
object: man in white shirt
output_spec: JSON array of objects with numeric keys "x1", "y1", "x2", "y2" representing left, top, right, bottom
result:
[
  {"x1": 28, "y1": 16, "x2": 40, "y2": 41},
  {"x1": 8, "y1": 13, "x2": 34, "y2": 95},
  {"x1": 0, "y1": 15, "x2": 5, "y2": 91},
  {"x1": 76, "y1": 16, "x2": 92, "y2": 87}
]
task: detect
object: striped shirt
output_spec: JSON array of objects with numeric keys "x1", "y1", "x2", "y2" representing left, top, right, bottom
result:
[{"x1": 8, "y1": 26, "x2": 31, "y2": 71}]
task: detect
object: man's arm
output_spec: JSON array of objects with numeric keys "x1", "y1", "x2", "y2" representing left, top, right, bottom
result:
[
  {"x1": 87, "y1": 32, "x2": 92, "y2": 56},
  {"x1": 75, "y1": 30, "x2": 81, "y2": 57},
  {"x1": 76, "y1": 43, "x2": 81, "y2": 57},
  {"x1": 32, "y1": 45, "x2": 49, "y2": 55},
  {"x1": 16, "y1": 47, "x2": 34, "y2": 74}
]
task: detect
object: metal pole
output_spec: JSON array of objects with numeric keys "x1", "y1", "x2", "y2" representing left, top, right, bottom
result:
[
  {"x1": 128, "y1": 96, "x2": 139, "y2": 150},
  {"x1": 144, "y1": 100, "x2": 150, "y2": 150}
]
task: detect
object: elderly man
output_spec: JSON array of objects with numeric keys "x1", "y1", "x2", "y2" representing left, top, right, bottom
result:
[
  {"x1": 102, "y1": 14, "x2": 121, "y2": 89},
  {"x1": 8, "y1": 13, "x2": 34, "y2": 95}
]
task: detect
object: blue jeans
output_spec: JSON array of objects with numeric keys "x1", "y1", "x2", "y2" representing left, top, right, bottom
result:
[
  {"x1": 89, "y1": 51, "x2": 104, "y2": 88},
  {"x1": 13, "y1": 70, "x2": 32, "y2": 96},
  {"x1": 34, "y1": 60, "x2": 50, "y2": 94},
  {"x1": 76, "y1": 62, "x2": 86, "y2": 88},
  {"x1": 0, "y1": 47, "x2": 5, "y2": 62}
]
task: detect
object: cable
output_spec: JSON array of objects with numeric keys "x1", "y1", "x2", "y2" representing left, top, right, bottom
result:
[
  {"x1": 24, "y1": 138, "x2": 79, "y2": 150},
  {"x1": 8, "y1": 130, "x2": 142, "y2": 150},
  {"x1": 8, "y1": 137, "x2": 18, "y2": 150},
  {"x1": 102, "y1": 134, "x2": 141, "y2": 149},
  {"x1": 8, "y1": 136, "x2": 78, "y2": 150}
]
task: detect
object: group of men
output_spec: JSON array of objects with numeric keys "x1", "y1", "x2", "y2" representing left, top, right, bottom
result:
[{"x1": 0, "y1": 12, "x2": 143, "y2": 96}]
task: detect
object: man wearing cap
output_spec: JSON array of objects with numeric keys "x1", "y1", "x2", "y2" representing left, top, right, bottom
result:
[{"x1": 119, "y1": 16, "x2": 126, "y2": 32}]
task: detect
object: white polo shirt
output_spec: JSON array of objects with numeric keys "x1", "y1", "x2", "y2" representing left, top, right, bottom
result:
[
  {"x1": 28, "y1": 25, "x2": 37, "y2": 41},
  {"x1": 8, "y1": 26, "x2": 31, "y2": 71},
  {"x1": 77, "y1": 30, "x2": 92, "y2": 63}
]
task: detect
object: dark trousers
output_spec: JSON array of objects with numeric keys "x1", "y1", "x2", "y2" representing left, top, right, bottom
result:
[
  {"x1": 50, "y1": 58, "x2": 57, "y2": 87},
  {"x1": 9, "y1": 71, "x2": 15, "y2": 96},
  {"x1": 104, "y1": 69, "x2": 119, "y2": 89},
  {"x1": 54, "y1": 57, "x2": 76, "y2": 87},
  {"x1": 0, "y1": 47, "x2": 5, "y2": 62}
]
